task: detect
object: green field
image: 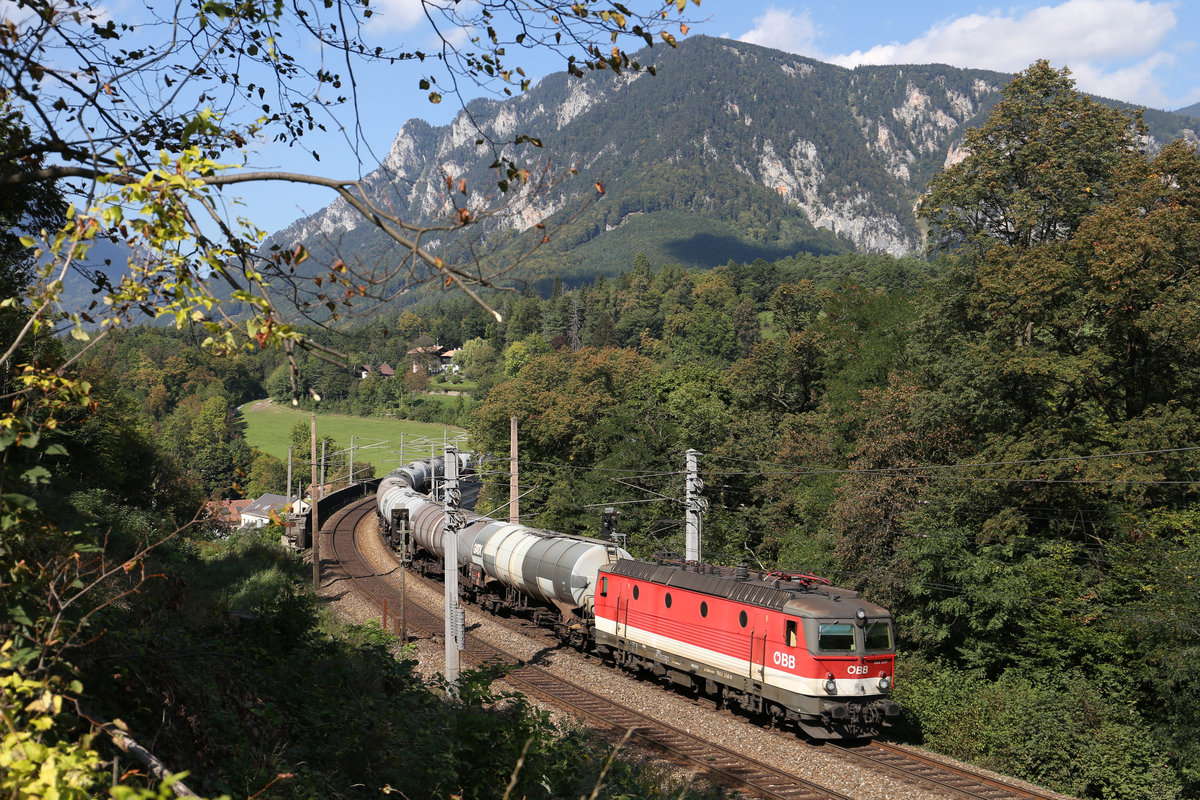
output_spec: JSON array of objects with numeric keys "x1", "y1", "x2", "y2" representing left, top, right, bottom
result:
[{"x1": 238, "y1": 399, "x2": 467, "y2": 476}]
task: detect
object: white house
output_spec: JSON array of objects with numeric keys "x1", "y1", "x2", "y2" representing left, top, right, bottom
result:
[{"x1": 240, "y1": 493, "x2": 294, "y2": 528}]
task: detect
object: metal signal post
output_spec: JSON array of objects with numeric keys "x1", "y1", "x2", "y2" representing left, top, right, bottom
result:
[
  {"x1": 443, "y1": 446, "x2": 466, "y2": 690},
  {"x1": 685, "y1": 449, "x2": 707, "y2": 564},
  {"x1": 311, "y1": 412, "x2": 320, "y2": 591}
]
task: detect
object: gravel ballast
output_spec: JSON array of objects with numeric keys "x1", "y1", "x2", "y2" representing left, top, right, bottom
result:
[{"x1": 315, "y1": 508, "x2": 1073, "y2": 800}]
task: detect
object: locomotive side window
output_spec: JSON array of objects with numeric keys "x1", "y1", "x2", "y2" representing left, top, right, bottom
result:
[
  {"x1": 632, "y1": 585, "x2": 639, "y2": 600},
  {"x1": 864, "y1": 621, "x2": 893, "y2": 651},
  {"x1": 600, "y1": 577, "x2": 607, "y2": 597},
  {"x1": 818, "y1": 622, "x2": 857, "y2": 652},
  {"x1": 738, "y1": 610, "x2": 747, "y2": 628},
  {"x1": 700, "y1": 601, "x2": 708, "y2": 618},
  {"x1": 785, "y1": 619, "x2": 798, "y2": 648},
  {"x1": 665, "y1": 592, "x2": 672, "y2": 609}
]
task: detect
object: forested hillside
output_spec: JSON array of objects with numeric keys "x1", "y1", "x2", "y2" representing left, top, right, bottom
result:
[{"x1": 268, "y1": 36, "x2": 1200, "y2": 313}]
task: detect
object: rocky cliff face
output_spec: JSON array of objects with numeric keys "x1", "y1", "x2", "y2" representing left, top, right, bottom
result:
[{"x1": 269, "y1": 36, "x2": 1198, "y2": 274}]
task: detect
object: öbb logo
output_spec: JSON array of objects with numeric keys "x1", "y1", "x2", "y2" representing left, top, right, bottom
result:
[{"x1": 772, "y1": 651, "x2": 795, "y2": 669}]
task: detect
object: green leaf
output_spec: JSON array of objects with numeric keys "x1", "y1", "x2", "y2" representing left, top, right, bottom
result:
[
  {"x1": 3, "y1": 492, "x2": 38, "y2": 510},
  {"x1": 8, "y1": 603, "x2": 33, "y2": 627},
  {"x1": 21, "y1": 466, "x2": 51, "y2": 485}
]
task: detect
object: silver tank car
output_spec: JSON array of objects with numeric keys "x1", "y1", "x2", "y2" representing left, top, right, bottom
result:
[
  {"x1": 377, "y1": 457, "x2": 630, "y2": 610},
  {"x1": 376, "y1": 451, "x2": 471, "y2": 498}
]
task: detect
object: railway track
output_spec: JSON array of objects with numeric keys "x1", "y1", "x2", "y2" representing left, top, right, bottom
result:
[
  {"x1": 827, "y1": 742, "x2": 1066, "y2": 800},
  {"x1": 324, "y1": 496, "x2": 1071, "y2": 800},
  {"x1": 326, "y1": 499, "x2": 852, "y2": 800}
]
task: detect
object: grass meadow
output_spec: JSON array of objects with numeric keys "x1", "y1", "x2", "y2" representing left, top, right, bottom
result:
[{"x1": 238, "y1": 399, "x2": 467, "y2": 476}]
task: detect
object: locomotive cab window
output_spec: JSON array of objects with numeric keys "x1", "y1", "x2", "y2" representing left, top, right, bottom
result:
[
  {"x1": 785, "y1": 620, "x2": 798, "y2": 648},
  {"x1": 599, "y1": 577, "x2": 607, "y2": 598},
  {"x1": 864, "y1": 621, "x2": 893, "y2": 651},
  {"x1": 818, "y1": 622, "x2": 856, "y2": 652}
]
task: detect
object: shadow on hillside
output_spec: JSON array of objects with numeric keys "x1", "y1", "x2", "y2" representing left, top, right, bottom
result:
[{"x1": 663, "y1": 232, "x2": 842, "y2": 267}]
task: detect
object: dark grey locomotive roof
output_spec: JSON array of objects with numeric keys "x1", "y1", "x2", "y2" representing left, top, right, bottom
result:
[{"x1": 603, "y1": 558, "x2": 889, "y2": 618}]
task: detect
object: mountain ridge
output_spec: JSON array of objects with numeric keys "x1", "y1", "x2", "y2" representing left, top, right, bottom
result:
[{"x1": 267, "y1": 36, "x2": 1200, "y2": 303}]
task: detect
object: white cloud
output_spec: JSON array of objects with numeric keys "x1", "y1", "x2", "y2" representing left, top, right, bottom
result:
[
  {"x1": 740, "y1": 0, "x2": 1182, "y2": 107},
  {"x1": 738, "y1": 7, "x2": 820, "y2": 55},
  {"x1": 1067, "y1": 51, "x2": 1175, "y2": 104},
  {"x1": 367, "y1": 0, "x2": 427, "y2": 32},
  {"x1": 830, "y1": 0, "x2": 1174, "y2": 71}
]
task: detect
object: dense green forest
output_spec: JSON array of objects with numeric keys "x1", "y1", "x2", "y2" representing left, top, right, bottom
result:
[{"x1": 5, "y1": 57, "x2": 1200, "y2": 800}]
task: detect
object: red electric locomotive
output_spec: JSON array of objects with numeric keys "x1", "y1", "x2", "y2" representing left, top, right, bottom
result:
[{"x1": 591, "y1": 559, "x2": 899, "y2": 739}]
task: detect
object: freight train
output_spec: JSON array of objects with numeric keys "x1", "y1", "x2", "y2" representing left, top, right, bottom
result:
[{"x1": 376, "y1": 454, "x2": 899, "y2": 740}]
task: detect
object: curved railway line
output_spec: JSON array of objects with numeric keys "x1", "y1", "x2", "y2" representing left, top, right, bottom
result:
[{"x1": 323, "y1": 496, "x2": 1072, "y2": 800}]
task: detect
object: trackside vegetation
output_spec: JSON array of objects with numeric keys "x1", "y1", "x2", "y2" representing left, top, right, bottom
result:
[
  {"x1": 3, "y1": 28, "x2": 1199, "y2": 800},
  {"x1": 69, "y1": 524, "x2": 722, "y2": 800}
]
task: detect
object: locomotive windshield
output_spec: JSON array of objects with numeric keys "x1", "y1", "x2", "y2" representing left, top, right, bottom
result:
[
  {"x1": 817, "y1": 622, "x2": 856, "y2": 651},
  {"x1": 864, "y1": 621, "x2": 894, "y2": 651},
  {"x1": 815, "y1": 620, "x2": 894, "y2": 653}
]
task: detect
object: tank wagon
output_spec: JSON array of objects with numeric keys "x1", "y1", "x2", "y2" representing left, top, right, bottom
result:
[
  {"x1": 378, "y1": 454, "x2": 631, "y2": 634},
  {"x1": 377, "y1": 456, "x2": 899, "y2": 739}
]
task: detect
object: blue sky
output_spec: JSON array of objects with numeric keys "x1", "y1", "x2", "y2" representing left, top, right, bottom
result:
[{"x1": 233, "y1": 0, "x2": 1200, "y2": 232}]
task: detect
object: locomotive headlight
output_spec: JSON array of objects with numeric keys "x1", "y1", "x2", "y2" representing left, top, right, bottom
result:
[
  {"x1": 855, "y1": 608, "x2": 867, "y2": 627},
  {"x1": 824, "y1": 673, "x2": 837, "y2": 694},
  {"x1": 878, "y1": 674, "x2": 892, "y2": 690}
]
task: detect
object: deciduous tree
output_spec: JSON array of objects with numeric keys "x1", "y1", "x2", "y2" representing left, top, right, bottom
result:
[{"x1": 921, "y1": 60, "x2": 1137, "y2": 254}]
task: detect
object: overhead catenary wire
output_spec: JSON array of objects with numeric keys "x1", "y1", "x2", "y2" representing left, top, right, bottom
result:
[
  {"x1": 704, "y1": 466, "x2": 1200, "y2": 487},
  {"x1": 707, "y1": 444, "x2": 1200, "y2": 470}
]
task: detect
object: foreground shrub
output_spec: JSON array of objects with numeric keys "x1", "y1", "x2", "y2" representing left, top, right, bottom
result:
[{"x1": 893, "y1": 655, "x2": 1179, "y2": 800}]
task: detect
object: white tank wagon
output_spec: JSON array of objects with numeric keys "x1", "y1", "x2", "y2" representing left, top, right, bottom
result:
[
  {"x1": 376, "y1": 459, "x2": 631, "y2": 620},
  {"x1": 376, "y1": 451, "x2": 472, "y2": 500},
  {"x1": 464, "y1": 518, "x2": 629, "y2": 610}
]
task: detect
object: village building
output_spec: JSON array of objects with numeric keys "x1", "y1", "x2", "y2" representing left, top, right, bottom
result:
[{"x1": 239, "y1": 493, "x2": 295, "y2": 528}]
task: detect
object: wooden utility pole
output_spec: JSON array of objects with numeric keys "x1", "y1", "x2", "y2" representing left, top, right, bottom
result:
[
  {"x1": 509, "y1": 416, "x2": 519, "y2": 524},
  {"x1": 311, "y1": 411, "x2": 320, "y2": 591}
]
